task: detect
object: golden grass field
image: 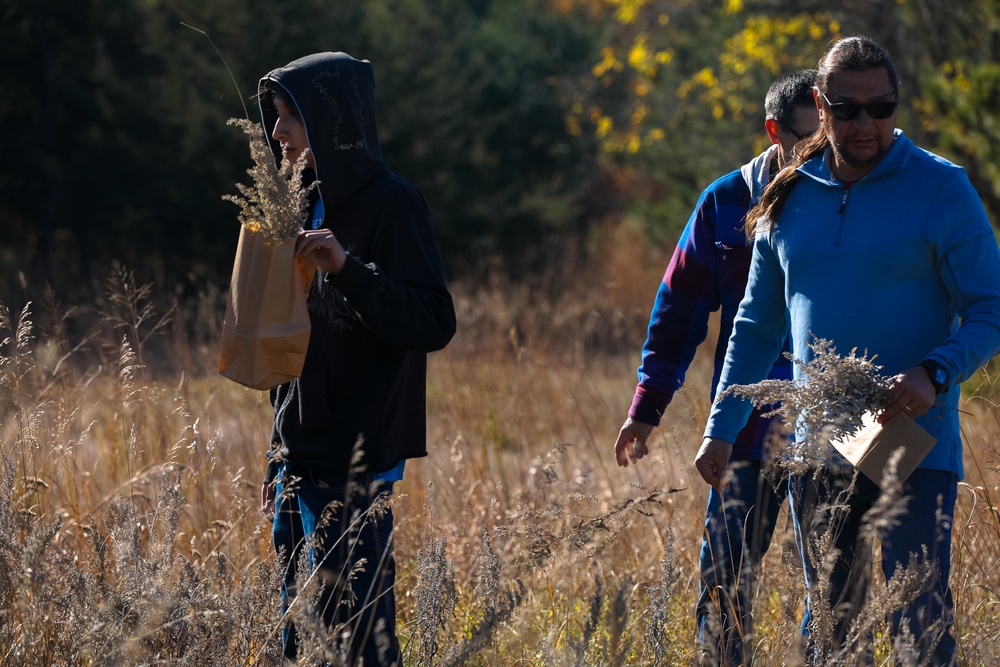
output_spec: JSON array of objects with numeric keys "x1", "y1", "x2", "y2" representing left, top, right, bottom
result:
[{"x1": 2, "y1": 245, "x2": 1000, "y2": 665}]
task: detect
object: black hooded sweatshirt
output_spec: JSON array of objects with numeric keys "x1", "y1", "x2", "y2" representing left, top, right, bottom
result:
[{"x1": 259, "y1": 52, "x2": 456, "y2": 476}]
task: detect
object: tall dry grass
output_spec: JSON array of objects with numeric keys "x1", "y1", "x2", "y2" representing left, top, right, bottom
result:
[{"x1": 1, "y1": 239, "x2": 999, "y2": 665}]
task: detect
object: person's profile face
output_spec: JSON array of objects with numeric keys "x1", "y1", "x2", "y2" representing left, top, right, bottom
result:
[
  {"x1": 271, "y1": 95, "x2": 314, "y2": 169},
  {"x1": 819, "y1": 67, "x2": 896, "y2": 180},
  {"x1": 776, "y1": 105, "x2": 820, "y2": 165}
]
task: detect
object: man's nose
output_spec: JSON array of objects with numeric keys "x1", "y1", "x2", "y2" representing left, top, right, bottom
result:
[{"x1": 854, "y1": 110, "x2": 876, "y2": 126}]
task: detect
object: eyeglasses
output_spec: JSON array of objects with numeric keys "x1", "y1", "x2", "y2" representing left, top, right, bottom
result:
[
  {"x1": 819, "y1": 91, "x2": 897, "y2": 121},
  {"x1": 777, "y1": 120, "x2": 816, "y2": 141}
]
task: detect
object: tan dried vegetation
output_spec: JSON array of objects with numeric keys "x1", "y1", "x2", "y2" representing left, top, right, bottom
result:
[
  {"x1": 223, "y1": 118, "x2": 317, "y2": 241},
  {"x1": 2, "y1": 237, "x2": 1000, "y2": 665}
]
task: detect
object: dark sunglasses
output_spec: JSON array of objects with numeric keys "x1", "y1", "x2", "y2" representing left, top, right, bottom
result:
[
  {"x1": 777, "y1": 120, "x2": 815, "y2": 141},
  {"x1": 819, "y1": 91, "x2": 897, "y2": 121}
]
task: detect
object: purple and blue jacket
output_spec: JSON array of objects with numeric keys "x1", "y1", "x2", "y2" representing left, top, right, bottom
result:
[{"x1": 630, "y1": 147, "x2": 792, "y2": 461}]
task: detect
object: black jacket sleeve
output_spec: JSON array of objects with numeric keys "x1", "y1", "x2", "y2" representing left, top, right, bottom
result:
[{"x1": 329, "y1": 208, "x2": 456, "y2": 353}]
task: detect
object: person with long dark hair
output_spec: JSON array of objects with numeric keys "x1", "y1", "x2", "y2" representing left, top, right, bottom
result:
[{"x1": 697, "y1": 36, "x2": 1000, "y2": 664}]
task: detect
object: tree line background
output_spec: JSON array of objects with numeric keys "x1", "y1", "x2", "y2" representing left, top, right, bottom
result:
[{"x1": 3, "y1": 0, "x2": 999, "y2": 310}]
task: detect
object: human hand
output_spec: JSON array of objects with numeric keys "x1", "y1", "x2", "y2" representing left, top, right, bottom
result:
[
  {"x1": 614, "y1": 418, "x2": 655, "y2": 467},
  {"x1": 261, "y1": 479, "x2": 276, "y2": 522},
  {"x1": 878, "y1": 366, "x2": 936, "y2": 424},
  {"x1": 694, "y1": 437, "x2": 733, "y2": 491},
  {"x1": 295, "y1": 228, "x2": 348, "y2": 275}
]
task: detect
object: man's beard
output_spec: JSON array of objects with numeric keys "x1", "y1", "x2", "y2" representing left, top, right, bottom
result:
[
  {"x1": 832, "y1": 140, "x2": 889, "y2": 170},
  {"x1": 828, "y1": 121, "x2": 892, "y2": 171}
]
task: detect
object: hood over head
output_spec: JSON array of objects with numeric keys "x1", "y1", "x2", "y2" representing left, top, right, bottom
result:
[{"x1": 259, "y1": 52, "x2": 389, "y2": 215}]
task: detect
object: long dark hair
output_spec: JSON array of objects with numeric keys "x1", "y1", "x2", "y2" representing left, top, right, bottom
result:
[{"x1": 745, "y1": 36, "x2": 899, "y2": 239}]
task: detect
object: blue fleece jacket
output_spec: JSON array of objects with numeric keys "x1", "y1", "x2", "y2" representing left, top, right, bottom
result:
[{"x1": 705, "y1": 130, "x2": 1000, "y2": 476}]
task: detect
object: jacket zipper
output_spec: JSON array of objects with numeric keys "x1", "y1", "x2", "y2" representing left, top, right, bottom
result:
[{"x1": 835, "y1": 188, "x2": 850, "y2": 247}]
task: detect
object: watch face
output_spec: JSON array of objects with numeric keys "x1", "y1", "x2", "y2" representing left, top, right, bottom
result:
[{"x1": 935, "y1": 368, "x2": 948, "y2": 386}]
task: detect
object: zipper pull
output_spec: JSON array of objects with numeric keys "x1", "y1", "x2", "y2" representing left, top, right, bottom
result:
[{"x1": 838, "y1": 189, "x2": 849, "y2": 215}]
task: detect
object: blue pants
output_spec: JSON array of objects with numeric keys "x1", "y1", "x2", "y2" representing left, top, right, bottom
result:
[
  {"x1": 273, "y1": 464, "x2": 401, "y2": 666},
  {"x1": 790, "y1": 467, "x2": 957, "y2": 665},
  {"x1": 697, "y1": 461, "x2": 789, "y2": 666}
]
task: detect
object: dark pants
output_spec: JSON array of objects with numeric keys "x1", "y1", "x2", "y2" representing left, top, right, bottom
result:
[
  {"x1": 697, "y1": 461, "x2": 789, "y2": 666},
  {"x1": 273, "y1": 464, "x2": 401, "y2": 666},
  {"x1": 790, "y1": 466, "x2": 957, "y2": 665}
]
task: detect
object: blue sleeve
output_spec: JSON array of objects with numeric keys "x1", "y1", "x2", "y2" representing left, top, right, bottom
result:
[
  {"x1": 925, "y1": 170, "x2": 1000, "y2": 381},
  {"x1": 630, "y1": 188, "x2": 722, "y2": 425},
  {"x1": 704, "y1": 229, "x2": 788, "y2": 442}
]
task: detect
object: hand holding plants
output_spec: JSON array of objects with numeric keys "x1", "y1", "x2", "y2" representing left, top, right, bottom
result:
[
  {"x1": 295, "y1": 228, "x2": 348, "y2": 275},
  {"x1": 708, "y1": 338, "x2": 894, "y2": 476},
  {"x1": 877, "y1": 366, "x2": 936, "y2": 424}
]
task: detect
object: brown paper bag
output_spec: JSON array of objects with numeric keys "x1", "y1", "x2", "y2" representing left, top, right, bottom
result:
[
  {"x1": 219, "y1": 227, "x2": 314, "y2": 390},
  {"x1": 831, "y1": 411, "x2": 937, "y2": 488}
]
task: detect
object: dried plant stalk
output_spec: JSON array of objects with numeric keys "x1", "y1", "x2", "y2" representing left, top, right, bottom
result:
[
  {"x1": 720, "y1": 337, "x2": 892, "y2": 450},
  {"x1": 223, "y1": 118, "x2": 317, "y2": 240}
]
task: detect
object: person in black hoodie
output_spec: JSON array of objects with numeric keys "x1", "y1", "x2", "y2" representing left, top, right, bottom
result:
[{"x1": 256, "y1": 52, "x2": 456, "y2": 666}]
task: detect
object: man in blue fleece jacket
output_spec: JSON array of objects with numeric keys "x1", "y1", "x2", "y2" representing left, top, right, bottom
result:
[
  {"x1": 614, "y1": 70, "x2": 818, "y2": 664},
  {"x1": 697, "y1": 36, "x2": 1000, "y2": 664}
]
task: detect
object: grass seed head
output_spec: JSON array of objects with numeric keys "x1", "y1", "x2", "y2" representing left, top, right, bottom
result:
[
  {"x1": 721, "y1": 337, "x2": 892, "y2": 462},
  {"x1": 223, "y1": 118, "x2": 318, "y2": 241}
]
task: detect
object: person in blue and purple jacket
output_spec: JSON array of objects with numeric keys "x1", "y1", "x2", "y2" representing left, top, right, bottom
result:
[{"x1": 614, "y1": 69, "x2": 818, "y2": 664}]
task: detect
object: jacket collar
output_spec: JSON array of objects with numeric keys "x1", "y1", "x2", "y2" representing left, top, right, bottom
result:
[{"x1": 798, "y1": 128, "x2": 911, "y2": 186}]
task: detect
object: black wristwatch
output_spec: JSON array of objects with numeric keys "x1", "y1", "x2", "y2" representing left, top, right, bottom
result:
[{"x1": 919, "y1": 359, "x2": 950, "y2": 395}]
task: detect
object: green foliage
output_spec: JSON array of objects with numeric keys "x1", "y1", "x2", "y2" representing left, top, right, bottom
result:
[
  {"x1": 0, "y1": 0, "x2": 606, "y2": 299},
  {"x1": 571, "y1": 1, "x2": 837, "y2": 242},
  {"x1": 3, "y1": 0, "x2": 999, "y2": 300},
  {"x1": 353, "y1": 0, "x2": 605, "y2": 273},
  {"x1": 915, "y1": 59, "x2": 1000, "y2": 216},
  {"x1": 575, "y1": 0, "x2": 1000, "y2": 244}
]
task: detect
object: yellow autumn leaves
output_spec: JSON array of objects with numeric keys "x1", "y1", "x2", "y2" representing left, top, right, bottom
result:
[{"x1": 573, "y1": 5, "x2": 839, "y2": 155}]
